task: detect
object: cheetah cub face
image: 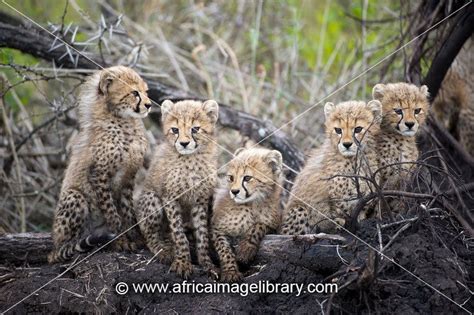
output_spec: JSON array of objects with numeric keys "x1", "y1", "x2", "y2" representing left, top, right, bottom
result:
[
  {"x1": 324, "y1": 100, "x2": 382, "y2": 157},
  {"x1": 161, "y1": 99, "x2": 219, "y2": 155},
  {"x1": 226, "y1": 148, "x2": 282, "y2": 204},
  {"x1": 373, "y1": 83, "x2": 429, "y2": 137},
  {"x1": 99, "y1": 66, "x2": 152, "y2": 119}
]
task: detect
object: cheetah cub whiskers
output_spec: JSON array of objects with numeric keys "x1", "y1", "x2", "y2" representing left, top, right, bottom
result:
[
  {"x1": 49, "y1": 66, "x2": 151, "y2": 263},
  {"x1": 372, "y1": 83, "x2": 429, "y2": 204},
  {"x1": 212, "y1": 148, "x2": 282, "y2": 282},
  {"x1": 136, "y1": 99, "x2": 219, "y2": 278},
  {"x1": 281, "y1": 100, "x2": 382, "y2": 235}
]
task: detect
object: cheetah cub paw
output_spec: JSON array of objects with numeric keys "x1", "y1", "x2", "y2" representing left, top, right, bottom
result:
[
  {"x1": 114, "y1": 236, "x2": 137, "y2": 252},
  {"x1": 220, "y1": 267, "x2": 242, "y2": 283},
  {"x1": 170, "y1": 258, "x2": 193, "y2": 279},
  {"x1": 236, "y1": 240, "x2": 259, "y2": 264}
]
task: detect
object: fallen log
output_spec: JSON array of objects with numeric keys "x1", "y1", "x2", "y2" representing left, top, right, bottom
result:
[
  {"x1": 0, "y1": 233, "x2": 351, "y2": 274},
  {"x1": 0, "y1": 233, "x2": 53, "y2": 266}
]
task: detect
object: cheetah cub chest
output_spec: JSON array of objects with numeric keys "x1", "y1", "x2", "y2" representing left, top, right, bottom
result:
[
  {"x1": 372, "y1": 83, "x2": 429, "y2": 186},
  {"x1": 212, "y1": 148, "x2": 282, "y2": 282},
  {"x1": 281, "y1": 100, "x2": 382, "y2": 235},
  {"x1": 136, "y1": 99, "x2": 219, "y2": 279}
]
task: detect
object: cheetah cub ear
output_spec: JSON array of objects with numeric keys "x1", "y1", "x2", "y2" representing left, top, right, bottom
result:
[
  {"x1": 265, "y1": 150, "x2": 283, "y2": 175},
  {"x1": 372, "y1": 84, "x2": 385, "y2": 100},
  {"x1": 366, "y1": 100, "x2": 382, "y2": 118},
  {"x1": 324, "y1": 102, "x2": 336, "y2": 119},
  {"x1": 99, "y1": 70, "x2": 114, "y2": 96},
  {"x1": 161, "y1": 100, "x2": 174, "y2": 120},
  {"x1": 202, "y1": 100, "x2": 219, "y2": 124},
  {"x1": 420, "y1": 85, "x2": 430, "y2": 98}
]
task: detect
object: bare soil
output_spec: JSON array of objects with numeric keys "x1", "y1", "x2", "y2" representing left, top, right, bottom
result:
[{"x1": 0, "y1": 217, "x2": 472, "y2": 314}]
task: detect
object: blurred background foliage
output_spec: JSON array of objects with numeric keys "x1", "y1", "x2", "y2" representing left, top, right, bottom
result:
[{"x1": 0, "y1": 0, "x2": 414, "y2": 232}]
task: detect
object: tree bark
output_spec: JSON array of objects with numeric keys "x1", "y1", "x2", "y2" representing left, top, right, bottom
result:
[
  {"x1": 0, "y1": 233, "x2": 351, "y2": 273},
  {"x1": 0, "y1": 19, "x2": 305, "y2": 177},
  {"x1": 422, "y1": 4, "x2": 474, "y2": 100}
]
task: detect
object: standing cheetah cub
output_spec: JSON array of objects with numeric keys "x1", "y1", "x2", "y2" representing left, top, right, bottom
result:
[
  {"x1": 372, "y1": 83, "x2": 429, "y2": 194},
  {"x1": 49, "y1": 66, "x2": 151, "y2": 262},
  {"x1": 136, "y1": 100, "x2": 219, "y2": 278},
  {"x1": 280, "y1": 100, "x2": 382, "y2": 235},
  {"x1": 212, "y1": 148, "x2": 282, "y2": 282}
]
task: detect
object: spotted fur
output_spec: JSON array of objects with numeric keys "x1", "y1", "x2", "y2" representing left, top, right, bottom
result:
[
  {"x1": 48, "y1": 66, "x2": 151, "y2": 263},
  {"x1": 280, "y1": 100, "x2": 382, "y2": 235},
  {"x1": 372, "y1": 83, "x2": 429, "y2": 202},
  {"x1": 136, "y1": 99, "x2": 219, "y2": 279},
  {"x1": 432, "y1": 68, "x2": 474, "y2": 157},
  {"x1": 212, "y1": 148, "x2": 282, "y2": 282}
]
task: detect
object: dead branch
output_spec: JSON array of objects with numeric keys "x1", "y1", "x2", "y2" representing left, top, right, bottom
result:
[{"x1": 0, "y1": 18, "x2": 305, "y2": 178}]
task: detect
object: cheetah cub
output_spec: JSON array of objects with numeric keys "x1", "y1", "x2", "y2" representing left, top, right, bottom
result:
[
  {"x1": 212, "y1": 148, "x2": 282, "y2": 282},
  {"x1": 49, "y1": 66, "x2": 151, "y2": 263},
  {"x1": 280, "y1": 100, "x2": 382, "y2": 235},
  {"x1": 136, "y1": 99, "x2": 219, "y2": 278},
  {"x1": 372, "y1": 83, "x2": 429, "y2": 194}
]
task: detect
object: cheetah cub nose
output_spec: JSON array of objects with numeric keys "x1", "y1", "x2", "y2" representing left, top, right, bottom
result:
[
  {"x1": 343, "y1": 142, "x2": 353, "y2": 149},
  {"x1": 231, "y1": 189, "x2": 240, "y2": 196},
  {"x1": 180, "y1": 141, "x2": 190, "y2": 148},
  {"x1": 405, "y1": 121, "x2": 415, "y2": 129},
  {"x1": 145, "y1": 103, "x2": 152, "y2": 109}
]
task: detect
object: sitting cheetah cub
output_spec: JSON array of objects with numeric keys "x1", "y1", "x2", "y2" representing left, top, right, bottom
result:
[
  {"x1": 280, "y1": 100, "x2": 382, "y2": 235},
  {"x1": 136, "y1": 100, "x2": 219, "y2": 278},
  {"x1": 372, "y1": 83, "x2": 429, "y2": 194},
  {"x1": 49, "y1": 66, "x2": 151, "y2": 263},
  {"x1": 212, "y1": 148, "x2": 282, "y2": 282}
]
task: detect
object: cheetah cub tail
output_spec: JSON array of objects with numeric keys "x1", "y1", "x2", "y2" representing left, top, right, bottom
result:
[{"x1": 48, "y1": 231, "x2": 116, "y2": 263}]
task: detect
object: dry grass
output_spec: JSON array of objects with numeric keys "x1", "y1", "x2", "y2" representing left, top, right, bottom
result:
[{"x1": 0, "y1": 0, "x2": 419, "y2": 232}]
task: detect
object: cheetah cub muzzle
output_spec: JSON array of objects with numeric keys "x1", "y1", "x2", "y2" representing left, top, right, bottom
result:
[
  {"x1": 48, "y1": 66, "x2": 151, "y2": 263},
  {"x1": 372, "y1": 83, "x2": 429, "y2": 212},
  {"x1": 136, "y1": 99, "x2": 219, "y2": 279},
  {"x1": 280, "y1": 100, "x2": 382, "y2": 235},
  {"x1": 212, "y1": 147, "x2": 282, "y2": 282}
]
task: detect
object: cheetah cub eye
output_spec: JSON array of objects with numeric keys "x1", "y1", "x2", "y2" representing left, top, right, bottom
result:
[{"x1": 394, "y1": 108, "x2": 403, "y2": 115}]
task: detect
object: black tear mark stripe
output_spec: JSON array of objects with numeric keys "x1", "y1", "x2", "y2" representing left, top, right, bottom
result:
[
  {"x1": 134, "y1": 93, "x2": 142, "y2": 113},
  {"x1": 173, "y1": 128, "x2": 179, "y2": 146},
  {"x1": 396, "y1": 99, "x2": 404, "y2": 130},
  {"x1": 242, "y1": 178, "x2": 249, "y2": 198}
]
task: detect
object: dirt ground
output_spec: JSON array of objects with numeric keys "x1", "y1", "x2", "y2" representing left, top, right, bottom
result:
[{"x1": 0, "y1": 217, "x2": 472, "y2": 314}]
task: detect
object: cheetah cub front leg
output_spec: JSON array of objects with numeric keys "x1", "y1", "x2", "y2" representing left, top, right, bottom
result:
[
  {"x1": 164, "y1": 199, "x2": 193, "y2": 278},
  {"x1": 136, "y1": 190, "x2": 174, "y2": 263},
  {"x1": 212, "y1": 148, "x2": 282, "y2": 282},
  {"x1": 137, "y1": 99, "x2": 219, "y2": 279},
  {"x1": 191, "y1": 202, "x2": 217, "y2": 275},
  {"x1": 236, "y1": 222, "x2": 268, "y2": 264},
  {"x1": 212, "y1": 230, "x2": 242, "y2": 282}
]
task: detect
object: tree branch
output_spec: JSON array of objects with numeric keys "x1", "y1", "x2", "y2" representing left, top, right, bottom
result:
[
  {"x1": 0, "y1": 18, "x2": 305, "y2": 176},
  {"x1": 422, "y1": 4, "x2": 474, "y2": 100}
]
